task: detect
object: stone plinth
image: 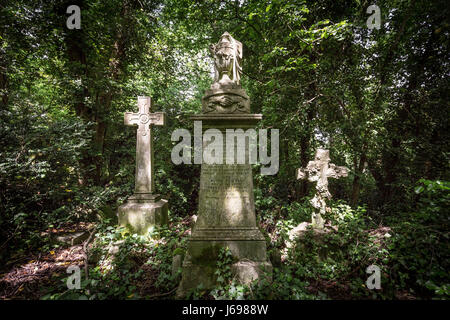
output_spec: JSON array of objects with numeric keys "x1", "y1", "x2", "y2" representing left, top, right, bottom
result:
[
  {"x1": 287, "y1": 222, "x2": 338, "y2": 262},
  {"x1": 177, "y1": 32, "x2": 272, "y2": 297},
  {"x1": 202, "y1": 88, "x2": 250, "y2": 114},
  {"x1": 177, "y1": 114, "x2": 272, "y2": 297},
  {"x1": 118, "y1": 193, "x2": 168, "y2": 235}
]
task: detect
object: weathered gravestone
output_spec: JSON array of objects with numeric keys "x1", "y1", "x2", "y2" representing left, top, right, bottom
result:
[
  {"x1": 286, "y1": 149, "x2": 349, "y2": 256},
  {"x1": 117, "y1": 96, "x2": 168, "y2": 235},
  {"x1": 296, "y1": 149, "x2": 349, "y2": 229},
  {"x1": 177, "y1": 33, "x2": 272, "y2": 297}
]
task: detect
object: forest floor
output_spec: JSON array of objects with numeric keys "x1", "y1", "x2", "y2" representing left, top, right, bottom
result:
[
  {"x1": 0, "y1": 221, "x2": 419, "y2": 300},
  {"x1": 0, "y1": 248, "x2": 355, "y2": 299},
  {"x1": 0, "y1": 220, "x2": 180, "y2": 300},
  {"x1": 0, "y1": 222, "x2": 93, "y2": 299},
  {"x1": 0, "y1": 245, "x2": 84, "y2": 299}
]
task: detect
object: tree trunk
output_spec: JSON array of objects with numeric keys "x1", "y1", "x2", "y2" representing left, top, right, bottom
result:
[
  {"x1": 0, "y1": 71, "x2": 7, "y2": 107},
  {"x1": 351, "y1": 151, "x2": 367, "y2": 207}
]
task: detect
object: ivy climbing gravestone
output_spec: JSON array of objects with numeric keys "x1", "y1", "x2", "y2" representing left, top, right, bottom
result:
[
  {"x1": 117, "y1": 96, "x2": 168, "y2": 235},
  {"x1": 287, "y1": 149, "x2": 349, "y2": 256},
  {"x1": 177, "y1": 33, "x2": 272, "y2": 297},
  {"x1": 296, "y1": 149, "x2": 349, "y2": 229}
]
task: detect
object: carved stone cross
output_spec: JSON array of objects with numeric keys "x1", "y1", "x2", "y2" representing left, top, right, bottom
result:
[
  {"x1": 124, "y1": 96, "x2": 166, "y2": 196},
  {"x1": 297, "y1": 149, "x2": 349, "y2": 228}
]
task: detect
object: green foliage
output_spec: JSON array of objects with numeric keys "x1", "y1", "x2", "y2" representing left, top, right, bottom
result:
[
  {"x1": 250, "y1": 266, "x2": 317, "y2": 300},
  {"x1": 386, "y1": 180, "x2": 450, "y2": 299},
  {"x1": 40, "y1": 216, "x2": 188, "y2": 300},
  {"x1": 0, "y1": 106, "x2": 93, "y2": 259},
  {"x1": 277, "y1": 204, "x2": 387, "y2": 299},
  {"x1": 0, "y1": 0, "x2": 448, "y2": 300},
  {"x1": 209, "y1": 247, "x2": 244, "y2": 300}
]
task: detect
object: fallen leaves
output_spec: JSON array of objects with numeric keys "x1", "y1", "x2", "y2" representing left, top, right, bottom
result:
[{"x1": 0, "y1": 245, "x2": 85, "y2": 299}]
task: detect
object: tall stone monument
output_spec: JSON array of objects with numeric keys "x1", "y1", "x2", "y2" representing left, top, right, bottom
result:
[
  {"x1": 117, "y1": 96, "x2": 168, "y2": 235},
  {"x1": 297, "y1": 149, "x2": 349, "y2": 229},
  {"x1": 177, "y1": 33, "x2": 272, "y2": 296}
]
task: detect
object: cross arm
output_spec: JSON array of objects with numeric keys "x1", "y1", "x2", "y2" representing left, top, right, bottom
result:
[
  {"x1": 124, "y1": 112, "x2": 140, "y2": 126},
  {"x1": 328, "y1": 164, "x2": 349, "y2": 178},
  {"x1": 149, "y1": 112, "x2": 166, "y2": 126},
  {"x1": 297, "y1": 168, "x2": 307, "y2": 180}
]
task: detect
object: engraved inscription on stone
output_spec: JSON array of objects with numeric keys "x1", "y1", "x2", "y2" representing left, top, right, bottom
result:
[{"x1": 197, "y1": 164, "x2": 255, "y2": 227}]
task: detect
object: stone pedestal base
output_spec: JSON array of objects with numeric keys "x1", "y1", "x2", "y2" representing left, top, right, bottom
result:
[
  {"x1": 202, "y1": 87, "x2": 250, "y2": 114},
  {"x1": 117, "y1": 193, "x2": 168, "y2": 235},
  {"x1": 176, "y1": 233, "x2": 272, "y2": 297},
  {"x1": 287, "y1": 222, "x2": 337, "y2": 261},
  {"x1": 177, "y1": 258, "x2": 272, "y2": 298}
]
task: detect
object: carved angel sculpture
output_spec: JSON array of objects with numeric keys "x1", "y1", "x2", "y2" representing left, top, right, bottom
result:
[{"x1": 209, "y1": 32, "x2": 243, "y2": 87}]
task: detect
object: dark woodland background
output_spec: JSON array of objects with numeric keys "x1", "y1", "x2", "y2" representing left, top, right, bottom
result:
[{"x1": 0, "y1": 0, "x2": 449, "y2": 300}]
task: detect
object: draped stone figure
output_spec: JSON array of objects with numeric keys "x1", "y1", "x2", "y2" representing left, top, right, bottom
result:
[
  {"x1": 202, "y1": 32, "x2": 250, "y2": 114},
  {"x1": 210, "y1": 32, "x2": 243, "y2": 87}
]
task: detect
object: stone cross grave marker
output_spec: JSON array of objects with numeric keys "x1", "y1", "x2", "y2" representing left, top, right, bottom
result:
[
  {"x1": 117, "y1": 96, "x2": 168, "y2": 234},
  {"x1": 297, "y1": 149, "x2": 349, "y2": 229},
  {"x1": 124, "y1": 96, "x2": 165, "y2": 196}
]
